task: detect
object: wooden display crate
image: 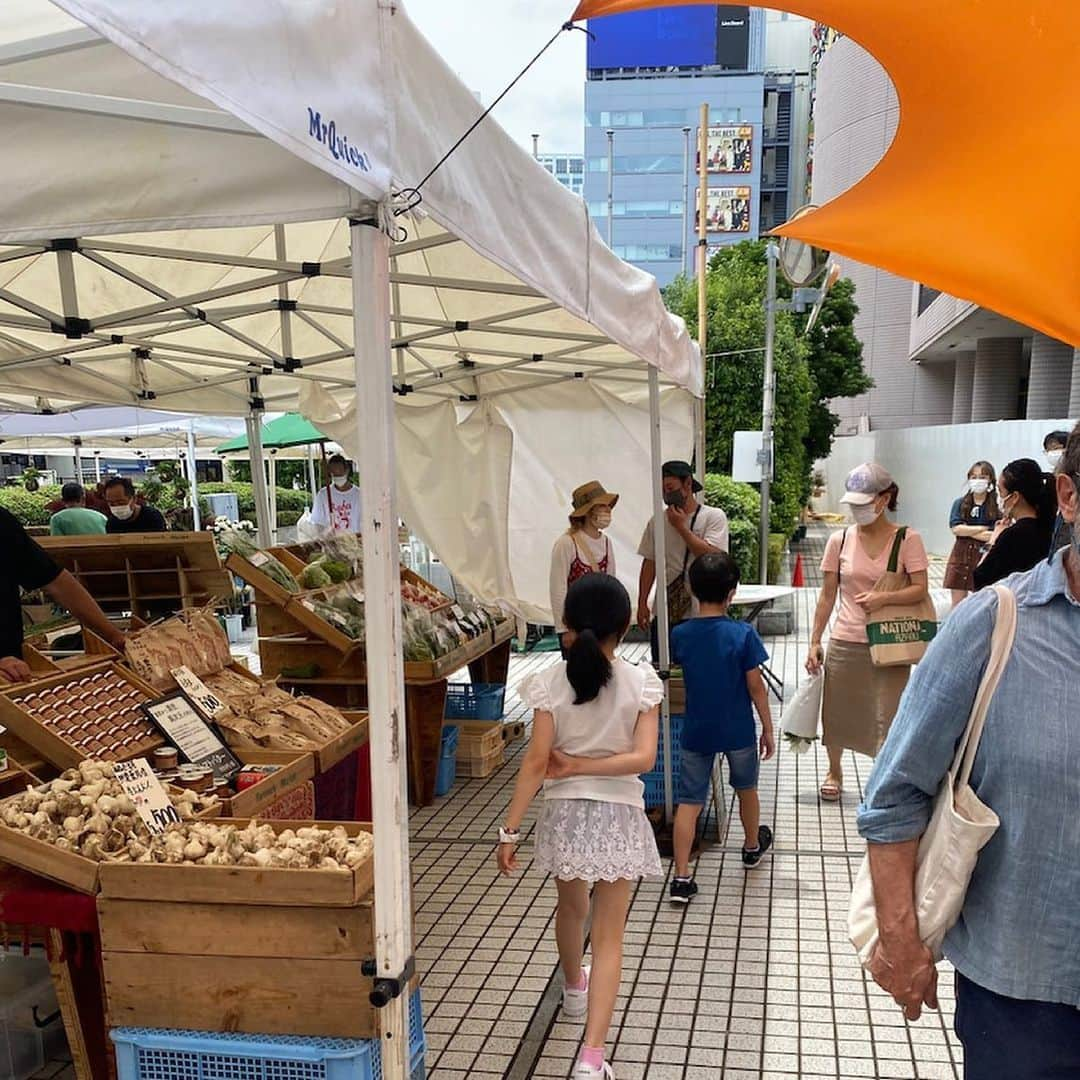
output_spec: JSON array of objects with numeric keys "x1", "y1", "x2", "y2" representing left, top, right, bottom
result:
[
  {"x1": 284, "y1": 590, "x2": 363, "y2": 654},
  {"x1": 456, "y1": 743, "x2": 504, "y2": 779},
  {"x1": 39, "y1": 533, "x2": 232, "y2": 622},
  {"x1": 0, "y1": 662, "x2": 163, "y2": 771},
  {"x1": 0, "y1": 756, "x2": 38, "y2": 800},
  {"x1": 98, "y1": 819, "x2": 374, "y2": 906},
  {"x1": 221, "y1": 750, "x2": 315, "y2": 818},
  {"x1": 453, "y1": 721, "x2": 504, "y2": 758},
  {"x1": 225, "y1": 548, "x2": 306, "y2": 609}
]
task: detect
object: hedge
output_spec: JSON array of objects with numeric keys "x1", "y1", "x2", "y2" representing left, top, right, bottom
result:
[
  {"x1": 0, "y1": 481, "x2": 308, "y2": 528},
  {"x1": 703, "y1": 474, "x2": 760, "y2": 584}
]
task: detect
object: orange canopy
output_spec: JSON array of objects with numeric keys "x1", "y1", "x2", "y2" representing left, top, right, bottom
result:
[{"x1": 572, "y1": 1, "x2": 1080, "y2": 346}]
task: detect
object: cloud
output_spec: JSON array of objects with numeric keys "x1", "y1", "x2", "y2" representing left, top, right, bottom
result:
[{"x1": 403, "y1": 0, "x2": 586, "y2": 154}]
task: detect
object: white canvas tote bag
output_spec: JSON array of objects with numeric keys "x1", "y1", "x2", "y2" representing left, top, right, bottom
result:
[{"x1": 849, "y1": 584, "x2": 1016, "y2": 965}]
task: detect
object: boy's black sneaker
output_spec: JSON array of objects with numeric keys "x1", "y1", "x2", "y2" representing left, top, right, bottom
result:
[
  {"x1": 670, "y1": 877, "x2": 698, "y2": 904},
  {"x1": 742, "y1": 825, "x2": 774, "y2": 868}
]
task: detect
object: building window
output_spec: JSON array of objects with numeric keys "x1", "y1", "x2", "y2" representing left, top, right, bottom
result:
[
  {"x1": 613, "y1": 244, "x2": 683, "y2": 262},
  {"x1": 586, "y1": 108, "x2": 689, "y2": 128},
  {"x1": 568, "y1": 159, "x2": 583, "y2": 174},
  {"x1": 917, "y1": 285, "x2": 943, "y2": 315},
  {"x1": 587, "y1": 154, "x2": 684, "y2": 174},
  {"x1": 588, "y1": 200, "x2": 684, "y2": 219}
]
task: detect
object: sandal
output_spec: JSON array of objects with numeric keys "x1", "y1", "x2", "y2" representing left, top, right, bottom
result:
[{"x1": 819, "y1": 779, "x2": 842, "y2": 802}]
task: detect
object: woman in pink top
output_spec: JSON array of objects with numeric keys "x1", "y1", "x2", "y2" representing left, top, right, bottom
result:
[{"x1": 806, "y1": 464, "x2": 930, "y2": 802}]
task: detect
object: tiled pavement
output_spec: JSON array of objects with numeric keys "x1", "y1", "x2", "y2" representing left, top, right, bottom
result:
[
  {"x1": 32, "y1": 527, "x2": 955, "y2": 1080},
  {"x1": 415, "y1": 531, "x2": 958, "y2": 1080}
]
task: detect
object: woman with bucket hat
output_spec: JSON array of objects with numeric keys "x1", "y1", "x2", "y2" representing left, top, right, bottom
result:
[
  {"x1": 550, "y1": 481, "x2": 619, "y2": 649},
  {"x1": 806, "y1": 463, "x2": 930, "y2": 803}
]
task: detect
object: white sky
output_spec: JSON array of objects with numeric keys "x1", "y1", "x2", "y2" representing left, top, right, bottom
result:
[{"x1": 404, "y1": 0, "x2": 588, "y2": 155}]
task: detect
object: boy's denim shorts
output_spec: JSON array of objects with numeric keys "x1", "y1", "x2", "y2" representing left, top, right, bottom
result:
[{"x1": 676, "y1": 745, "x2": 759, "y2": 804}]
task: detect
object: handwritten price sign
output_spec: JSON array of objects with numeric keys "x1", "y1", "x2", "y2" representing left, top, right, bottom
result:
[{"x1": 113, "y1": 758, "x2": 181, "y2": 837}]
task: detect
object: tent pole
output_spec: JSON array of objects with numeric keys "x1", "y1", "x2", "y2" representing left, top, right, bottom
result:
[
  {"x1": 186, "y1": 419, "x2": 201, "y2": 531},
  {"x1": 93, "y1": 452, "x2": 101, "y2": 484},
  {"x1": 245, "y1": 402, "x2": 272, "y2": 548},
  {"x1": 695, "y1": 104, "x2": 709, "y2": 491},
  {"x1": 648, "y1": 366, "x2": 673, "y2": 825},
  {"x1": 72, "y1": 438, "x2": 83, "y2": 484},
  {"x1": 319, "y1": 441, "x2": 332, "y2": 521},
  {"x1": 268, "y1": 453, "x2": 278, "y2": 541},
  {"x1": 306, "y1": 442, "x2": 318, "y2": 504},
  {"x1": 350, "y1": 216, "x2": 412, "y2": 1080},
  {"x1": 759, "y1": 241, "x2": 778, "y2": 585}
]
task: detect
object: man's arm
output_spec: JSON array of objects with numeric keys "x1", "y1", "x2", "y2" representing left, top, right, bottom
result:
[
  {"x1": 45, "y1": 570, "x2": 125, "y2": 649},
  {"x1": 637, "y1": 558, "x2": 656, "y2": 631}
]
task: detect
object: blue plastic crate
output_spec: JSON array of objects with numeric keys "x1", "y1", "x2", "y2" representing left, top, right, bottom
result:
[
  {"x1": 443, "y1": 683, "x2": 505, "y2": 721},
  {"x1": 112, "y1": 989, "x2": 425, "y2": 1080},
  {"x1": 439, "y1": 725, "x2": 460, "y2": 758},
  {"x1": 641, "y1": 713, "x2": 683, "y2": 808}
]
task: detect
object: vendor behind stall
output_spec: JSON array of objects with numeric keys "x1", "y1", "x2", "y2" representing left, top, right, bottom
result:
[
  {"x1": 103, "y1": 476, "x2": 168, "y2": 534},
  {"x1": 0, "y1": 508, "x2": 125, "y2": 682},
  {"x1": 49, "y1": 483, "x2": 107, "y2": 536},
  {"x1": 310, "y1": 454, "x2": 361, "y2": 533}
]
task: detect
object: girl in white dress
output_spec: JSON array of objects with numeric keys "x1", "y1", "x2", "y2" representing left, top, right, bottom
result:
[{"x1": 497, "y1": 573, "x2": 663, "y2": 1080}]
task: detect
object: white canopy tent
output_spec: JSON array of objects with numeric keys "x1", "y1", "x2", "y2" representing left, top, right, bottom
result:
[{"x1": 0, "y1": 3, "x2": 701, "y2": 1069}]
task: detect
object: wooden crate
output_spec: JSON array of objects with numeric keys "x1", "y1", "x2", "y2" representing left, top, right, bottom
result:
[
  {"x1": 668, "y1": 674, "x2": 686, "y2": 713},
  {"x1": 39, "y1": 533, "x2": 232, "y2": 622},
  {"x1": 225, "y1": 548, "x2": 305, "y2": 609},
  {"x1": 456, "y1": 743, "x2": 504, "y2": 779},
  {"x1": 0, "y1": 819, "x2": 102, "y2": 894},
  {"x1": 502, "y1": 720, "x2": 526, "y2": 745},
  {"x1": 98, "y1": 874, "x2": 382, "y2": 1037},
  {"x1": 221, "y1": 750, "x2": 315, "y2": 818},
  {"x1": 453, "y1": 721, "x2": 504, "y2": 758},
  {"x1": 0, "y1": 662, "x2": 163, "y2": 771},
  {"x1": 98, "y1": 819, "x2": 374, "y2": 906}
]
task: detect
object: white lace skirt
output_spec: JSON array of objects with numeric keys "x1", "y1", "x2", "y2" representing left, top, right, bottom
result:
[{"x1": 533, "y1": 798, "x2": 662, "y2": 883}]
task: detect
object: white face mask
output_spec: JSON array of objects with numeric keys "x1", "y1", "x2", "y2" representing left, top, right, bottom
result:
[
  {"x1": 1047, "y1": 449, "x2": 1064, "y2": 469},
  {"x1": 968, "y1": 478, "x2": 990, "y2": 495},
  {"x1": 109, "y1": 503, "x2": 133, "y2": 521},
  {"x1": 332, "y1": 476, "x2": 350, "y2": 489},
  {"x1": 591, "y1": 508, "x2": 612, "y2": 531},
  {"x1": 850, "y1": 502, "x2": 880, "y2": 527}
]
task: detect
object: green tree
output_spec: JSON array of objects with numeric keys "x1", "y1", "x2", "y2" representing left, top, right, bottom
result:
[
  {"x1": 665, "y1": 240, "x2": 871, "y2": 536},
  {"x1": 665, "y1": 240, "x2": 812, "y2": 538}
]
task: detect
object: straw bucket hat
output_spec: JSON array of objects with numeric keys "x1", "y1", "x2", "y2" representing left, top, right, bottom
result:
[{"x1": 569, "y1": 480, "x2": 619, "y2": 521}]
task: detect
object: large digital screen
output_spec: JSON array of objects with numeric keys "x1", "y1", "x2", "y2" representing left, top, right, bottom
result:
[
  {"x1": 587, "y1": 5, "x2": 720, "y2": 69},
  {"x1": 716, "y1": 5, "x2": 751, "y2": 69}
]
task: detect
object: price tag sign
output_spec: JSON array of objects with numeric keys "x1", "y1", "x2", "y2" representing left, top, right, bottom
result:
[
  {"x1": 171, "y1": 666, "x2": 227, "y2": 719},
  {"x1": 113, "y1": 757, "x2": 182, "y2": 836},
  {"x1": 451, "y1": 604, "x2": 467, "y2": 621},
  {"x1": 143, "y1": 692, "x2": 242, "y2": 779},
  {"x1": 250, "y1": 551, "x2": 270, "y2": 567}
]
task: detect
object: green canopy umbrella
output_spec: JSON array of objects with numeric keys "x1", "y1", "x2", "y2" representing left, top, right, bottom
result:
[{"x1": 214, "y1": 412, "x2": 328, "y2": 453}]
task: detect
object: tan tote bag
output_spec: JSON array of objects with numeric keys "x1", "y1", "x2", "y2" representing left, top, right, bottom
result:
[
  {"x1": 866, "y1": 526, "x2": 939, "y2": 666},
  {"x1": 849, "y1": 583, "x2": 1016, "y2": 966}
]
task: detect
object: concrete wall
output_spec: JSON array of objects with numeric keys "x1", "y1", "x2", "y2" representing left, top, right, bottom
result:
[{"x1": 820, "y1": 420, "x2": 1074, "y2": 556}]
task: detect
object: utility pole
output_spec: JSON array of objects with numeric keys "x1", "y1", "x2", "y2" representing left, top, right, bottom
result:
[
  {"x1": 759, "y1": 241, "x2": 778, "y2": 585},
  {"x1": 606, "y1": 129, "x2": 615, "y2": 248},
  {"x1": 695, "y1": 106, "x2": 709, "y2": 485},
  {"x1": 681, "y1": 125, "x2": 692, "y2": 277}
]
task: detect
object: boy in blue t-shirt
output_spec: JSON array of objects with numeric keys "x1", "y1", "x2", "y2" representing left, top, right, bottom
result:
[{"x1": 669, "y1": 552, "x2": 775, "y2": 903}]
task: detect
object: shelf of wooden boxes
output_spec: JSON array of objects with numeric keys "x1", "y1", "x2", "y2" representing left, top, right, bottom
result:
[
  {"x1": 97, "y1": 819, "x2": 379, "y2": 1038},
  {"x1": 39, "y1": 533, "x2": 233, "y2": 622}
]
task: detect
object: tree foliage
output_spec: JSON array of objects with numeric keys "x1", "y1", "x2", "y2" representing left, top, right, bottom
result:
[{"x1": 665, "y1": 240, "x2": 871, "y2": 537}]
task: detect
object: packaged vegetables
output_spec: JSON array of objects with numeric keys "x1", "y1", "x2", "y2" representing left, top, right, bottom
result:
[
  {"x1": 220, "y1": 528, "x2": 300, "y2": 594},
  {"x1": 125, "y1": 610, "x2": 233, "y2": 692}
]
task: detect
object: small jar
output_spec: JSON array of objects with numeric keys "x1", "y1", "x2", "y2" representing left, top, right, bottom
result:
[{"x1": 154, "y1": 747, "x2": 179, "y2": 772}]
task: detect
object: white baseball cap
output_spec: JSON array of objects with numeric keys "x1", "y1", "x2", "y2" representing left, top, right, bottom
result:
[{"x1": 839, "y1": 463, "x2": 896, "y2": 506}]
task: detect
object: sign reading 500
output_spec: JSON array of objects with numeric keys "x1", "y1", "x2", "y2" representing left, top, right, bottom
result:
[{"x1": 307, "y1": 109, "x2": 372, "y2": 173}]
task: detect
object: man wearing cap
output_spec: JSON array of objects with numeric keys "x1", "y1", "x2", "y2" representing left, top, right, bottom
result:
[
  {"x1": 550, "y1": 481, "x2": 619, "y2": 648},
  {"x1": 637, "y1": 461, "x2": 729, "y2": 657}
]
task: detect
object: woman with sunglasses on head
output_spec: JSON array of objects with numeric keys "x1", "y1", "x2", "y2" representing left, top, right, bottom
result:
[{"x1": 972, "y1": 459, "x2": 1056, "y2": 591}]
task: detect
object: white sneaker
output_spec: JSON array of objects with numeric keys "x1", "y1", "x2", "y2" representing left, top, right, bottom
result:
[
  {"x1": 561, "y1": 965, "x2": 590, "y2": 1018},
  {"x1": 572, "y1": 1060, "x2": 614, "y2": 1079}
]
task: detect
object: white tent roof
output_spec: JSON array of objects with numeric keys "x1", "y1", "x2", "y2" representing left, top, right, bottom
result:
[
  {"x1": 0, "y1": 406, "x2": 243, "y2": 449},
  {"x1": 0, "y1": 0, "x2": 701, "y2": 619}
]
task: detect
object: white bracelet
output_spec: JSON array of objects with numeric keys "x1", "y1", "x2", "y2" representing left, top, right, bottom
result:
[{"x1": 498, "y1": 827, "x2": 521, "y2": 845}]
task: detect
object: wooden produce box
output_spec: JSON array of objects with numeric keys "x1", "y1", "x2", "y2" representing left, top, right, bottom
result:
[
  {"x1": 668, "y1": 674, "x2": 686, "y2": 713},
  {"x1": 456, "y1": 743, "x2": 504, "y2": 779},
  {"x1": 98, "y1": 819, "x2": 373, "y2": 907},
  {"x1": 39, "y1": 533, "x2": 232, "y2": 622},
  {"x1": 284, "y1": 590, "x2": 363, "y2": 655},
  {"x1": 0, "y1": 756, "x2": 39, "y2": 800},
  {"x1": 98, "y1": 823, "x2": 387, "y2": 1040},
  {"x1": 455, "y1": 724, "x2": 505, "y2": 779},
  {"x1": 221, "y1": 750, "x2": 315, "y2": 818},
  {"x1": 226, "y1": 548, "x2": 306, "y2": 609},
  {"x1": 0, "y1": 662, "x2": 163, "y2": 771}
]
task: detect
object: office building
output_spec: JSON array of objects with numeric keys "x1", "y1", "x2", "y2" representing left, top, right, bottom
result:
[
  {"x1": 536, "y1": 153, "x2": 585, "y2": 196},
  {"x1": 813, "y1": 35, "x2": 1078, "y2": 432},
  {"x1": 582, "y1": 5, "x2": 812, "y2": 286}
]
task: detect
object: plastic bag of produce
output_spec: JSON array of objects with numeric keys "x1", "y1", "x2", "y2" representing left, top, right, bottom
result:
[{"x1": 780, "y1": 670, "x2": 823, "y2": 754}]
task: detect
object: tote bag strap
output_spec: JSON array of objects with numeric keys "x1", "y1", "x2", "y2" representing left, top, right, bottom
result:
[
  {"x1": 951, "y1": 584, "x2": 1017, "y2": 786},
  {"x1": 885, "y1": 526, "x2": 909, "y2": 573}
]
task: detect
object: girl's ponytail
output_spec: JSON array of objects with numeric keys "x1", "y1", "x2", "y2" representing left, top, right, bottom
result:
[
  {"x1": 561, "y1": 573, "x2": 631, "y2": 705},
  {"x1": 565, "y1": 627, "x2": 611, "y2": 705}
]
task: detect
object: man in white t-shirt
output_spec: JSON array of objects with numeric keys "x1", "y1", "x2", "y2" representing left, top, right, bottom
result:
[
  {"x1": 309, "y1": 454, "x2": 361, "y2": 533},
  {"x1": 637, "y1": 460, "x2": 729, "y2": 659}
]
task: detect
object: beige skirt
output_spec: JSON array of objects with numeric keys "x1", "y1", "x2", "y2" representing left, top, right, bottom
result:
[{"x1": 822, "y1": 639, "x2": 911, "y2": 758}]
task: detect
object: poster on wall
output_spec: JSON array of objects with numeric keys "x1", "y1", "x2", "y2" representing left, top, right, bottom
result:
[
  {"x1": 699, "y1": 124, "x2": 754, "y2": 174},
  {"x1": 696, "y1": 187, "x2": 752, "y2": 233}
]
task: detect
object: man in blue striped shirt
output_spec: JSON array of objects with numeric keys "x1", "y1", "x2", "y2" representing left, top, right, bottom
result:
[{"x1": 857, "y1": 422, "x2": 1080, "y2": 1079}]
